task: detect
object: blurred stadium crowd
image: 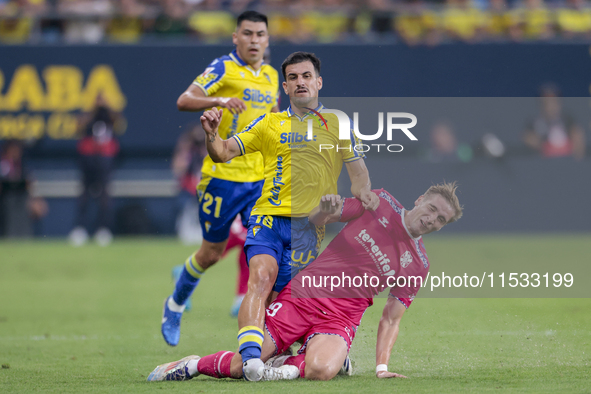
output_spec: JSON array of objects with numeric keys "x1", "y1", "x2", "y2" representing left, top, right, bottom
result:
[{"x1": 1, "y1": 0, "x2": 591, "y2": 45}]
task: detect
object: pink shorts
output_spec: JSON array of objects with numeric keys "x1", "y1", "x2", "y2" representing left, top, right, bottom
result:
[{"x1": 264, "y1": 285, "x2": 357, "y2": 355}]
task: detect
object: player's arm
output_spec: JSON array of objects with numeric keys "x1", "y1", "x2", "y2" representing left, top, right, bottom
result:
[
  {"x1": 177, "y1": 84, "x2": 247, "y2": 115},
  {"x1": 200, "y1": 108, "x2": 241, "y2": 163},
  {"x1": 345, "y1": 159, "x2": 379, "y2": 211},
  {"x1": 308, "y1": 194, "x2": 343, "y2": 226},
  {"x1": 375, "y1": 296, "x2": 408, "y2": 379}
]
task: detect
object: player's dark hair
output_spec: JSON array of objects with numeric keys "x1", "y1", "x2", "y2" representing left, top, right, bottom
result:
[
  {"x1": 281, "y1": 52, "x2": 321, "y2": 80},
  {"x1": 237, "y1": 11, "x2": 268, "y2": 28}
]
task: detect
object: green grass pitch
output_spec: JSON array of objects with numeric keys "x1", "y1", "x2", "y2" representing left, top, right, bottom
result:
[{"x1": 0, "y1": 235, "x2": 590, "y2": 393}]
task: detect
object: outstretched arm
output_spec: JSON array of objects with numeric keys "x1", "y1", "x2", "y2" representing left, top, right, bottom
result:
[
  {"x1": 200, "y1": 108, "x2": 242, "y2": 163},
  {"x1": 177, "y1": 84, "x2": 247, "y2": 114},
  {"x1": 345, "y1": 159, "x2": 379, "y2": 211},
  {"x1": 375, "y1": 296, "x2": 408, "y2": 379},
  {"x1": 308, "y1": 194, "x2": 343, "y2": 226}
]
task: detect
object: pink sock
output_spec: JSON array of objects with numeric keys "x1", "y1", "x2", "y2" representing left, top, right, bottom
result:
[
  {"x1": 197, "y1": 351, "x2": 235, "y2": 379},
  {"x1": 224, "y1": 225, "x2": 249, "y2": 297},
  {"x1": 283, "y1": 354, "x2": 306, "y2": 378},
  {"x1": 236, "y1": 249, "x2": 249, "y2": 295}
]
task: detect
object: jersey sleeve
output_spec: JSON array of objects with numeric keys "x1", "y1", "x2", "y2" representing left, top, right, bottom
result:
[
  {"x1": 390, "y1": 295, "x2": 414, "y2": 309},
  {"x1": 340, "y1": 118, "x2": 365, "y2": 163},
  {"x1": 192, "y1": 58, "x2": 226, "y2": 96},
  {"x1": 232, "y1": 114, "x2": 267, "y2": 155},
  {"x1": 388, "y1": 270, "x2": 427, "y2": 308},
  {"x1": 339, "y1": 197, "x2": 366, "y2": 222}
]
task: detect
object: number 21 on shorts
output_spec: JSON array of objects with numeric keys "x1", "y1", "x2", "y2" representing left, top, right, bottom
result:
[
  {"x1": 202, "y1": 192, "x2": 223, "y2": 218},
  {"x1": 266, "y1": 302, "x2": 283, "y2": 317}
]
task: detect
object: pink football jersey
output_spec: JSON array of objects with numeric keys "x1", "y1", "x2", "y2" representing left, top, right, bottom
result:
[{"x1": 291, "y1": 189, "x2": 430, "y2": 324}]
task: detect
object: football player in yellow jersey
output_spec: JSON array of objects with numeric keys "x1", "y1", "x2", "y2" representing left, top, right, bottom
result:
[
  {"x1": 161, "y1": 11, "x2": 279, "y2": 347},
  {"x1": 200, "y1": 52, "x2": 380, "y2": 381}
]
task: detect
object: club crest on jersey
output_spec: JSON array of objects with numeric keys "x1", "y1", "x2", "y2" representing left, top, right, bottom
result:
[
  {"x1": 205, "y1": 221, "x2": 212, "y2": 233},
  {"x1": 400, "y1": 251, "x2": 413, "y2": 268},
  {"x1": 264, "y1": 73, "x2": 271, "y2": 83},
  {"x1": 240, "y1": 72, "x2": 245, "y2": 79},
  {"x1": 378, "y1": 216, "x2": 389, "y2": 228},
  {"x1": 280, "y1": 120, "x2": 286, "y2": 126},
  {"x1": 252, "y1": 225, "x2": 262, "y2": 237},
  {"x1": 196, "y1": 68, "x2": 218, "y2": 86}
]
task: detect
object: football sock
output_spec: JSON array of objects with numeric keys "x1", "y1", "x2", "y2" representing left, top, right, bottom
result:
[
  {"x1": 237, "y1": 326, "x2": 264, "y2": 363},
  {"x1": 186, "y1": 359, "x2": 199, "y2": 377},
  {"x1": 236, "y1": 249, "x2": 249, "y2": 295},
  {"x1": 167, "y1": 297, "x2": 185, "y2": 313},
  {"x1": 284, "y1": 354, "x2": 306, "y2": 378},
  {"x1": 172, "y1": 253, "x2": 205, "y2": 306},
  {"x1": 196, "y1": 351, "x2": 235, "y2": 379},
  {"x1": 233, "y1": 294, "x2": 245, "y2": 307}
]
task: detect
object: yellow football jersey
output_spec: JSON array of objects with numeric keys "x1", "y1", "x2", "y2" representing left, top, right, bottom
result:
[
  {"x1": 193, "y1": 49, "x2": 279, "y2": 183},
  {"x1": 233, "y1": 104, "x2": 364, "y2": 217}
]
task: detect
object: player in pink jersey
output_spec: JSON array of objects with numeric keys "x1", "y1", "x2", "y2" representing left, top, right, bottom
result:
[{"x1": 147, "y1": 182, "x2": 462, "y2": 382}]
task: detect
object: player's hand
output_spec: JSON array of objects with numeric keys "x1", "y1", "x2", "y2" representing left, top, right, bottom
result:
[
  {"x1": 376, "y1": 371, "x2": 408, "y2": 379},
  {"x1": 217, "y1": 97, "x2": 247, "y2": 114},
  {"x1": 360, "y1": 190, "x2": 379, "y2": 211},
  {"x1": 319, "y1": 194, "x2": 341, "y2": 215},
  {"x1": 200, "y1": 108, "x2": 223, "y2": 142}
]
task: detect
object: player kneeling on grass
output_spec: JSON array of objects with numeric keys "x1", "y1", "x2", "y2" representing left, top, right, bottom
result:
[{"x1": 147, "y1": 182, "x2": 463, "y2": 382}]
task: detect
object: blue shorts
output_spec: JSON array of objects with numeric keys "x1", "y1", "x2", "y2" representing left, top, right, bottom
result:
[
  {"x1": 197, "y1": 175, "x2": 264, "y2": 243},
  {"x1": 244, "y1": 215, "x2": 324, "y2": 292}
]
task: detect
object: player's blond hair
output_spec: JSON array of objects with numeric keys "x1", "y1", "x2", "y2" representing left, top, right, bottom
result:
[{"x1": 424, "y1": 181, "x2": 463, "y2": 223}]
